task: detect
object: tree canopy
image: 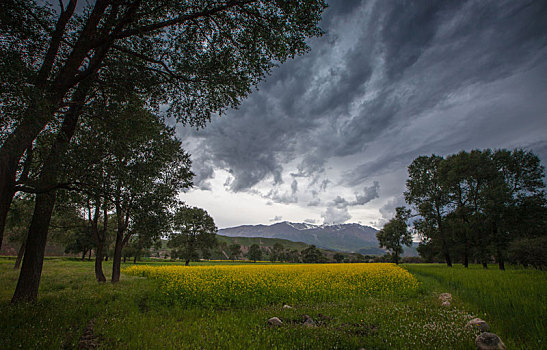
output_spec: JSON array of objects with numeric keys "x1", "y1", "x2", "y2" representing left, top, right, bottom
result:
[
  {"x1": 405, "y1": 149, "x2": 547, "y2": 269},
  {"x1": 168, "y1": 206, "x2": 217, "y2": 266},
  {"x1": 377, "y1": 207, "x2": 412, "y2": 265}
]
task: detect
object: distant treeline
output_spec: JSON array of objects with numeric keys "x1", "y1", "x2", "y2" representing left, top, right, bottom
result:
[{"x1": 403, "y1": 148, "x2": 546, "y2": 269}]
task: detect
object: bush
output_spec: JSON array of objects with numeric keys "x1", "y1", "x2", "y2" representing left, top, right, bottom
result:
[{"x1": 508, "y1": 236, "x2": 547, "y2": 269}]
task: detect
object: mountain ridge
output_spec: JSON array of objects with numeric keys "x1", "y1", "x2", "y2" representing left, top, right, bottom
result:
[{"x1": 218, "y1": 221, "x2": 380, "y2": 253}]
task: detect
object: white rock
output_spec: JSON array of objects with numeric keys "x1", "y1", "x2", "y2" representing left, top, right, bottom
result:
[
  {"x1": 439, "y1": 293, "x2": 452, "y2": 301},
  {"x1": 268, "y1": 317, "x2": 283, "y2": 326},
  {"x1": 283, "y1": 304, "x2": 293, "y2": 309},
  {"x1": 467, "y1": 318, "x2": 490, "y2": 332}
]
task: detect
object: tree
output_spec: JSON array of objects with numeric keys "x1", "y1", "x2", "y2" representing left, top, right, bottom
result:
[
  {"x1": 333, "y1": 253, "x2": 345, "y2": 263},
  {"x1": 64, "y1": 228, "x2": 95, "y2": 260},
  {"x1": 377, "y1": 207, "x2": 412, "y2": 265},
  {"x1": 229, "y1": 244, "x2": 242, "y2": 261},
  {"x1": 3, "y1": 0, "x2": 326, "y2": 302},
  {"x1": 248, "y1": 244, "x2": 262, "y2": 262},
  {"x1": 439, "y1": 150, "x2": 495, "y2": 268},
  {"x1": 301, "y1": 245, "x2": 326, "y2": 263},
  {"x1": 405, "y1": 155, "x2": 453, "y2": 266},
  {"x1": 270, "y1": 242, "x2": 285, "y2": 262},
  {"x1": 407, "y1": 149, "x2": 546, "y2": 270},
  {"x1": 168, "y1": 206, "x2": 217, "y2": 266}
]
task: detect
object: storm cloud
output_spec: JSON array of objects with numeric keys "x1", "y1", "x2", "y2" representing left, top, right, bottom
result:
[{"x1": 180, "y1": 0, "x2": 547, "y2": 228}]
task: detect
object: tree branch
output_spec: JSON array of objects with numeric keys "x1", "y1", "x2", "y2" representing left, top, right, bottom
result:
[{"x1": 111, "y1": 0, "x2": 256, "y2": 41}]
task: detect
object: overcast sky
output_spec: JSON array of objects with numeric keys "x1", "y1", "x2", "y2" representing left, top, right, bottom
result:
[{"x1": 177, "y1": 0, "x2": 547, "y2": 229}]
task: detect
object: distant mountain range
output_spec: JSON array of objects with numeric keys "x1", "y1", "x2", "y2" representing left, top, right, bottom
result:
[{"x1": 219, "y1": 221, "x2": 384, "y2": 254}]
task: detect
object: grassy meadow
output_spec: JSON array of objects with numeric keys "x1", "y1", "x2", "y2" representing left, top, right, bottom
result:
[{"x1": 0, "y1": 257, "x2": 545, "y2": 349}]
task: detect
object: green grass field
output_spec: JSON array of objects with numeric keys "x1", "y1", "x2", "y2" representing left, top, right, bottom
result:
[
  {"x1": 0, "y1": 257, "x2": 545, "y2": 349},
  {"x1": 404, "y1": 264, "x2": 547, "y2": 349}
]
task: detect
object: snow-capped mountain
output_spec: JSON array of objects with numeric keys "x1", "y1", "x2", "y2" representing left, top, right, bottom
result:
[{"x1": 218, "y1": 221, "x2": 380, "y2": 253}]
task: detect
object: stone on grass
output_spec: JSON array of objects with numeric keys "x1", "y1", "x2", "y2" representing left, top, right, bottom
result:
[
  {"x1": 475, "y1": 332, "x2": 507, "y2": 350},
  {"x1": 441, "y1": 301, "x2": 451, "y2": 307},
  {"x1": 439, "y1": 293, "x2": 452, "y2": 302},
  {"x1": 467, "y1": 318, "x2": 490, "y2": 332},
  {"x1": 303, "y1": 315, "x2": 315, "y2": 327},
  {"x1": 268, "y1": 317, "x2": 283, "y2": 326},
  {"x1": 283, "y1": 304, "x2": 293, "y2": 309}
]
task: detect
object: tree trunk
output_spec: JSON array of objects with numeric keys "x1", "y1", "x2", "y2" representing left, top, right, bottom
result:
[
  {"x1": 133, "y1": 255, "x2": 137, "y2": 264},
  {"x1": 11, "y1": 189, "x2": 57, "y2": 303},
  {"x1": 498, "y1": 259, "x2": 505, "y2": 270},
  {"x1": 94, "y1": 241, "x2": 106, "y2": 282},
  {"x1": 463, "y1": 248, "x2": 469, "y2": 268},
  {"x1": 13, "y1": 239, "x2": 25, "y2": 269},
  {"x1": 482, "y1": 261, "x2": 488, "y2": 269},
  {"x1": 88, "y1": 249, "x2": 92, "y2": 260},
  {"x1": 0, "y1": 98, "x2": 65, "y2": 249},
  {"x1": 91, "y1": 200, "x2": 107, "y2": 282},
  {"x1": 497, "y1": 250, "x2": 505, "y2": 270},
  {"x1": 81, "y1": 250, "x2": 87, "y2": 260},
  {"x1": 0, "y1": 0, "x2": 111, "y2": 249},
  {"x1": 111, "y1": 233, "x2": 124, "y2": 283},
  {"x1": 185, "y1": 259, "x2": 190, "y2": 266},
  {"x1": 11, "y1": 82, "x2": 90, "y2": 303},
  {"x1": 443, "y1": 250, "x2": 452, "y2": 267}
]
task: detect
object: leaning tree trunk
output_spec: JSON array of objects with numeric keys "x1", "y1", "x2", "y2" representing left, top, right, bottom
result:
[
  {"x1": 11, "y1": 84, "x2": 88, "y2": 303},
  {"x1": 0, "y1": 123, "x2": 41, "y2": 250},
  {"x1": 11, "y1": 186, "x2": 58, "y2": 303},
  {"x1": 13, "y1": 239, "x2": 26, "y2": 269}
]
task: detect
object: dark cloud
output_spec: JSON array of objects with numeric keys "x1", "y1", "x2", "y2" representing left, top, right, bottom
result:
[
  {"x1": 179, "y1": 0, "x2": 547, "y2": 209},
  {"x1": 353, "y1": 181, "x2": 380, "y2": 205}
]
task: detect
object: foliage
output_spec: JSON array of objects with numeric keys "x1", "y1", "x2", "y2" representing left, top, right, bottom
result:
[
  {"x1": 247, "y1": 244, "x2": 262, "y2": 262},
  {"x1": 333, "y1": 253, "x2": 345, "y2": 263},
  {"x1": 271, "y1": 242, "x2": 285, "y2": 262},
  {"x1": 377, "y1": 207, "x2": 412, "y2": 264},
  {"x1": 405, "y1": 149, "x2": 547, "y2": 269},
  {"x1": 168, "y1": 206, "x2": 217, "y2": 265},
  {"x1": 301, "y1": 245, "x2": 326, "y2": 263},
  {"x1": 507, "y1": 236, "x2": 547, "y2": 269},
  {"x1": 229, "y1": 243, "x2": 242, "y2": 260}
]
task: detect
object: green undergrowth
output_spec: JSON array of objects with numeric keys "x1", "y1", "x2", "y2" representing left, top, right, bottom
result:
[
  {"x1": 0, "y1": 258, "x2": 490, "y2": 349},
  {"x1": 404, "y1": 264, "x2": 547, "y2": 350}
]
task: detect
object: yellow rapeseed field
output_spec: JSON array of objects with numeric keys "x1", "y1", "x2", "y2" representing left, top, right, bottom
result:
[{"x1": 124, "y1": 263, "x2": 419, "y2": 307}]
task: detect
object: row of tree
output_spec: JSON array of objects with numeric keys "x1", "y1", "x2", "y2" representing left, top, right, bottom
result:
[
  {"x1": 378, "y1": 149, "x2": 547, "y2": 269},
  {"x1": 0, "y1": 0, "x2": 327, "y2": 302}
]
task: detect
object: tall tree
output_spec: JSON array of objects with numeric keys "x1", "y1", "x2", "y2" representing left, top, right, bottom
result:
[
  {"x1": 301, "y1": 245, "x2": 325, "y2": 263},
  {"x1": 405, "y1": 155, "x2": 453, "y2": 266},
  {"x1": 440, "y1": 150, "x2": 496, "y2": 267},
  {"x1": 168, "y1": 206, "x2": 217, "y2": 266},
  {"x1": 0, "y1": 0, "x2": 326, "y2": 249},
  {"x1": 2, "y1": 0, "x2": 326, "y2": 302},
  {"x1": 487, "y1": 149, "x2": 546, "y2": 270},
  {"x1": 377, "y1": 207, "x2": 412, "y2": 265},
  {"x1": 247, "y1": 244, "x2": 262, "y2": 262},
  {"x1": 229, "y1": 244, "x2": 242, "y2": 261}
]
